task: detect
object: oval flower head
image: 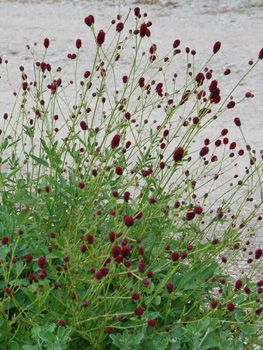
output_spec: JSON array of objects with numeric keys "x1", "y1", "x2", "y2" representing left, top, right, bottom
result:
[{"x1": 96, "y1": 30, "x2": 105, "y2": 46}]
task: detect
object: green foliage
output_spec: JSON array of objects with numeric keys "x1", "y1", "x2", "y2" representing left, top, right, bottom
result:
[{"x1": 0, "y1": 6, "x2": 262, "y2": 350}]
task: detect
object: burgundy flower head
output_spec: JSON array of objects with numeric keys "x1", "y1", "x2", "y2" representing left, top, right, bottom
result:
[
  {"x1": 134, "y1": 7, "x2": 140, "y2": 17},
  {"x1": 233, "y1": 117, "x2": 241, "y2": 127},
  {"x1": 210, "y1": 299, "x2": 219, "y2": 309},
  {"x1": 111, "y1": 134, "x2": 121, "y2": 149},
  {"x1": 134, "y1": 306, "x2": 145, "y2": 316},
  {"x1": 85, "y1": 15, "x2": 95, "y2": 27},
  {"x1": 111, "y1": 245, "x2": 122, "y2": 257},
  {"x1": 38, "y1": 256, "x2": 47, "y2": 268},
  {"x1": 235, "y1": 279, "x2": 242, "y2": 290},
  {"x1": 132, "y1": 292, "x2": 140, "y2": 300},
  {"x1": 213, "y1": 41, "x2": 221, "y2": 54},
  {"x1": 166, "y1": 282, "x2": 174, "y2": 293},
  {"x1": 76, "y1": 39, "x2": 82, "y2": 49},
  {"x1": 148, "y1": 319, "x2": 157, "y2": 327},
  {"x1": 173, "y1": 146, "x2": 184, "y2": 162},
  {"x1": 173, "y1": 39, "x2": 180, "y2": 48},
  {"x1": 80, "y1": 121, "x2": 88, "y2": 130},
  {"x1": 227, "y1": 302, "x2": 235, "y2": 312},
  {"x1": 57, "y1": 319, "x2": 66, "y2": 327},
  {"x1": 123, "y1": 215, "x2": 134, "y2": 227},
  {"x1": 116, "y1": 22, "x2": 124, "y2": 32},
  {"x1": 140, "y1": 23, "x2": 151, "y2": 38},
  {"x1": 2, "y1": 236, "x2": 9, "y2": 245},
  {"x1": 96, "y1": 30, "x2": 105, "y2": 46},
  {"x1": 255, "y1": 249, "x2": 262, "y2": 259},
  {"x1": 43, "y1": 38, "x2": 50, "y2": 49},
  {"x1": 200, "y1": 146, "x2": 209, "y2": 157}
]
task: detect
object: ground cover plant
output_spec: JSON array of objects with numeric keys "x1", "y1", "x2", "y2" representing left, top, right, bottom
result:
[{"x1": 0, "y1": 6, "x2": 262, "y2": 350}]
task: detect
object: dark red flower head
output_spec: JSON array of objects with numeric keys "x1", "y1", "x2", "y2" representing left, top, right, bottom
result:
[
  {"x1": 76, "y1": 39, "x2": 82, "y2": 49},
  {"x1": 43, "y1": 38, "x2": 50, "y2": 49},
  {"x1": 81, "y1": 244, "x2": 87, "y2": 253},
  {"x1": 121, "y1": 245, "x2": 131, "y2": 257},
  {"x1": 173, "y1": 146, "x2": 184, "y2": 162},
  {"x1": 166, "y1": 282, "x2": 174, "y2": 293},
  {"x1": 123, "y1": 215, "x2": 134, "y2": 227},
  {"x1": 210, "y1": 299, "x2": 219, "y2": 309},
  {"x1": 186, "y1": 211, "x2": 195, "y2": 221},
  {"x1": 38, "y1": 256, "x2": 47, "y2": 268},
  {"x1": 111, "y1": 134, "x2": 121, "y2": 148},
  {"x1": 85, "y1": 15, "x2": 95, "y2": 27},
  {"x1": 234, "y1": 117, "x2": 241, "y2": 127},
  {"x1": 200, "y1": 146, "x2": 209, "y2": 157},
  {"x1": 148, "y1": 319, "x2": 157, "y2": 327},
  {"x1": 132, "y1": 292, "x2": 140, "y2": 300},
  {"x1": 115, "y1": 166, "x2": 123, "y2": 176},
  {"x1": 86, "y1": 235, "x2": 94, "y2": 244},
  {"x1": 195, "y1": 72, "x2": 205, "y2": 86},
  {"x1": 235, "y1": 279, "x2": 242, "y2": 290},
  {"x1": 134, "y1": 7, "x2": 140, "y2": 17},
  {"x1": 78, "y1": 182, "x2": 85, "y2": 189},
  {"x1": 255, "y1": 249, "x2": 262, "y2": 259},
  {"x1": 171, "y1": 251, "x2": 180, "y2": 261},
  {"x1": 134, "y1": 306, "x2": 145, "y2": 316},
  {"x1": 124, "y1": 191, "x2": 130, "y2": 201},
  {"x1": 140, "y1": 23, "x2": 151, "y2": 38},
  {"x1": 96, "y1": 30, "x2": 106, "y2": 46},
  {"x1": 57, "y1": 319, "x2": 66, "y2": 327},
  {"x1": 213, "y1": 41, "x2": 221, "y2": 54},
  {"x1": 111, "y1": 245, "x2": 122, "y2": 257},
  {"x1": 80, "y1": 121, "x2": 88, "y2": 130},
  {"x1": 173, "y1": 39, "x2": 180, "y2": 48},
  {"x1": 2, "y1": 236, "x2": 9, "y2": 245},
  {"x1": 116, "y1": 22, "x2": 124, "y2": 32},
  {"x1": 227, "y1": 101, "x2": 235, "y2": 109},
  {"x1": 227, "y1": 303, "x2": 235, "y2": 312},
  {"x1": 258, "y1": 48, "x2": 263, "y2": 60}
]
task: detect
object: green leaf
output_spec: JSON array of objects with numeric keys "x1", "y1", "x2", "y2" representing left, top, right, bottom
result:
[{"x1": 30, "y1": 154, "x2": 49, "y2": 167}]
